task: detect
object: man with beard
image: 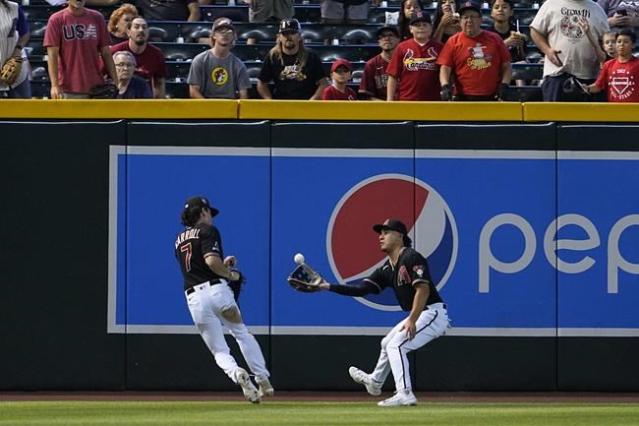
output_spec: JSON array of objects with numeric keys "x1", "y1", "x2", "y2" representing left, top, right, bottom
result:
[
  {"x1": 358, "y1": 26, "x2": 400, "y2": 101},
  {"x1": 387, "y1": 12, "x2": 442, "y2": 101},
  {"x1": 257, "y1": 19, "x2": 327, "y2": 100},
  {"x1": 437, "y1": 0, "x2": 512, "y2": 101},
  {"x1": 43, "y1": 0, "x2": 116, "y2": 98},
  {"x1": 187, "y1": 17, "x2": 251, "y2": 99},
  {"x1": 110, "y1": 17, "x2": 166, "y2": 98}
]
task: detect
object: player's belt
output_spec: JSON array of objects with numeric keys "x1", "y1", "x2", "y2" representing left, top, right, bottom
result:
[
  {"x1": 185, "y1": 279, "x2": 222, "y2": 295},
  {"x1": 426, "y1": 303, "x2": 447, "y2": 310}
]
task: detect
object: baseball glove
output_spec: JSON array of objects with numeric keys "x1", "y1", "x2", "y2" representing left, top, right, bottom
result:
[
  {"x1": 287, "y1": 263, "x2": 325, "y2": 293},
  {"x1": 0, "y1": 56, "x2": 23, "y2": 86},
  {"x1": 89, "y1": 83, "x2": 118, "y2": 99}
]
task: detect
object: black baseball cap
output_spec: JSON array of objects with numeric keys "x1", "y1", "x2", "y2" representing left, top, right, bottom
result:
[
  {"x1": 373, "y1": 218, "x2": 408, "y2": 235},
  {"x1": 409, "y1": 10, "x2": 431, "y2": 25},
  {"x1": 279, "y1": 18, "x2": 301, "y2": 34},
  {"x1": 184, "y1": 196, "x2": 219, "y2": 217},
  {"x1": 376, "y1": 25, "x2": 400, "y2": 39},
  {"x1": 458, "y1": 0, "x2": 481, "y2": 14}
]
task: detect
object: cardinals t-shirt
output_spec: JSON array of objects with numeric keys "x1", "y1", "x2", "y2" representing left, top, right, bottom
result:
[
  {"x1": 386, "y1": 38, "x2": 442, "y2": 101},
  {"x1": 594, "y1": 57, "x2": 639, "y2": 103}
]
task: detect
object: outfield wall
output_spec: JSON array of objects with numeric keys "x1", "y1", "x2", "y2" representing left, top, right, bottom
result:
[{"x1": 1, "y1": 101, "x2": 638, "y2": 391}]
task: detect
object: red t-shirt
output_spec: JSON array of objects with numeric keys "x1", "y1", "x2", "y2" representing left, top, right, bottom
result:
[
  {"x1": 359, "y1": 54, "x2": 391, "y2": 100},
  {"x1": 322, "y1": 85, "x2": 357, "y2": 100},
  {"x1": 386, "y1": 38, "x2": 442, "y2": 101},
  {"x1": 594, "y1": 57, "x2": 639, "y2": 103},
  {"x1": 43, "y1": 8, "x2": 110, "y2": 94},
  {"x1": 110, "y1": 41, "x2": 167, "y2": 87},
  {"x1": 437, "y1": 30, "x2": 510, "y2": 97}
]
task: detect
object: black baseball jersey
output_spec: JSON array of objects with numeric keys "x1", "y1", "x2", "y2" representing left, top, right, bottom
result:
[
  {"x1": 364, "y1": 248, "x2": 443, "y2": 311},
  {"x1": 174, "y1": 223, "x2": 224, "y2": 291}
]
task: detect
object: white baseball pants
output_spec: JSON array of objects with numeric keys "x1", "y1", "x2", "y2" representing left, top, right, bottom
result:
[
  {"x1": 186, "y1": 281, "x2": 270, "y2": 382},
  {"x1": 369, "y1": 303, "x2": 449, "y2": 392}
]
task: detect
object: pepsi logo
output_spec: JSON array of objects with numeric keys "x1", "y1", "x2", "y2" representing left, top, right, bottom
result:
[{"x1": 326, "y1": 174, "x2": 458, "y2": 311}]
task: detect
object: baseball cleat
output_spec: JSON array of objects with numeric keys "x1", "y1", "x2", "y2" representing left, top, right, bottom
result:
[
  {"x1": 235, "y1": 368, "x2": 261, "y2": 404},
  {"x1": 256, "y1": 376, "x2": 275, "y2": 398},
  {"x1": 348, "y1": 366, "x2": 382, "y2": 396},
  {"x1": 377, "y1": 390, "x2": 417, "y2": 407}
]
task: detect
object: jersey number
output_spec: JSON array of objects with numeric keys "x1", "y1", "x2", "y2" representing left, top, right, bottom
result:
[{"x1": 180, "y1": 243, "x2": 193, "y2": 272}]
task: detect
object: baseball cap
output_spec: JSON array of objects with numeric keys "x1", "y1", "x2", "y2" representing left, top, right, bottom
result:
[
  {"x1": 409, "y1": 10, "x2": 431, "y2": 25},
  {"x1": 279, "y1": 18, "x2": 301, "y2": 34},
  {"x1": 458, "y1": 0, "x2": 482, "y2": 14},
  {"x1": 331, "y1": 58, "x2": 352, "y2": 73},
  {"x1": 376, "y1": 25, "x2": 400, "y2": 39},
  {"x1": 184, "y1": 196, "x2": 219, "y2": 217},
  {"x1": 372, "y1": 218, "x2": 408, "y2": 235},
  {"x1": 212, "y1": 17, "x2": 234, "y2": 32}
]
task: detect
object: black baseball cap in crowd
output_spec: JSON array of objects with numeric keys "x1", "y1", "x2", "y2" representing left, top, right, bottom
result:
[
  {"x1": 458, "y1": 0, "x2": 482, "y2": 14},
  {"x1": 409, "y1": 10, "x2": 432, "y2": 25},
  {"x1": 376, "y1": 25, "x2": 400, "y2": 39},
  {"x1": 373, "y1": 218, "x2": 408, "y2": 235},
  {"x1": 279, "y1": 18, "x2": 301, "y2": 34},
  {"x1": 184, "y1": 196, "x2": 219, "y2": 217}
]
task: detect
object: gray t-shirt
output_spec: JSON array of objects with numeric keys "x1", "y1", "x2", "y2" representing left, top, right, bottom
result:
[
  {"x1": 531, "y1": 0, "x2": 610, "y2": 79},
  {"x1": 187, "y1": 50, "x2": 251, "y2": 99},
  {"x1": 598, "y1": 0, "x2": 639, "y2": 31}
]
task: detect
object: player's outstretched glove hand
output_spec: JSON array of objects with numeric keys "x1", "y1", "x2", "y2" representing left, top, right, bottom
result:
[
  {"x1": 0, "y1": 56, "x2": 23, "y2": 86},
  {"x1": 440, "y1": 84, "x2": 453, "y2": 101},
  {"x1": 287, "y1": 264, "x2": 324, "y2": 293},
  {"x1": 496, "y1": 83, "x2": 509, "y2": 101}
]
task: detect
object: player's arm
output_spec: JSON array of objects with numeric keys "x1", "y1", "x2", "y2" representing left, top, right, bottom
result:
[
  {"x1": 401, "y1": 282, "x2": 430, "y2": 339},
  {"x1": 319, "y1": 279, "x2": 380, "y2": 296},
  {"x1": 204, "y1": 253, "x2": 241, "y2": 281}
]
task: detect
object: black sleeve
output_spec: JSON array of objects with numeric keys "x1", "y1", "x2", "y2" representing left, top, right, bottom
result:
[
  {"x1": 259, "y1": 54, "x2": 274, "y2": 83},
  {"x1": 201, "y1": 225, "x2": 223, "y2": 258},
  {"x1": 406, "y1": 250, "x2": 432, "y2": 286},
  {"x1": 307, "y1": 51, "x2": 327, "y2": 83},
  {"x1": 328, "y1": 280, "x2": 380, "y2": 296}
]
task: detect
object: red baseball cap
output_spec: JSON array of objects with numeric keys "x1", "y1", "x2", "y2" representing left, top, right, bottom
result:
[{"x1": 331, "y1": 58, "x2": 352, "y2": 73}]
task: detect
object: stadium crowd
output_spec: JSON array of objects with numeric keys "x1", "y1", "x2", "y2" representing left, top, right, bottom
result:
[{"x1": 0, "y1": 0, "x2": 638, "y2": 102}]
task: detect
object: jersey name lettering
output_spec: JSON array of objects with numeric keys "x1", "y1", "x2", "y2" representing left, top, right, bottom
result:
[{"x1": 175, "y1": 228, "x2": 201, "y2": 249}]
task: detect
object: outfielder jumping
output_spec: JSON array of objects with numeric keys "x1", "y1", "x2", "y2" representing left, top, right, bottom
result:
[
  {"x1": 174, "y1": 196, "x2": 273, "y2": 403},
  {"x1": 317, "y1": 218, "x2": 449, "y2": 406}
]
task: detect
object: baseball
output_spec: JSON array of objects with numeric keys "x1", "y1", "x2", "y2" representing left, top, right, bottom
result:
[{"x1": 294, "y1": 253, "x2": 305, "y2": 265}]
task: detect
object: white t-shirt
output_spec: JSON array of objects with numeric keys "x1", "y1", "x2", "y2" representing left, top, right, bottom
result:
[{"x1": 531, "y1": 0, "x2": 610, "y2": 79}]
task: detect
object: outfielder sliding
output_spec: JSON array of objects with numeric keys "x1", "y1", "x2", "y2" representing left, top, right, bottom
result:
[{"x1": 291, "y1": 218, "x2": 449, "y2": 406}]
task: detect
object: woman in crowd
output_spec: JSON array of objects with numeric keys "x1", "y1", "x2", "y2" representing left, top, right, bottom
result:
[
  {"x1": 398, "y1": 0, "x2": 425, "y2": 40},
  {"x1": 108, "y1": 3, "x2": 139, "y2": 45},
  {"x1": 432, "y1": 0, "x2": 461, "y2": 43}
]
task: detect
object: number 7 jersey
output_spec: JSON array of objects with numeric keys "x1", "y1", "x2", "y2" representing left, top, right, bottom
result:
[{"x1": 174, "y1": 223, "x2": 225, "y2": 290}]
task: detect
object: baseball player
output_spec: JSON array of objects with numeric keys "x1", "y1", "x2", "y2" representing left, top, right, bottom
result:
[
  {"x1": 317, "y1": 218, "x2": 449, "y2": 406},
  {"x1": 174, "y1": 196, "x2": 273, "y2": 403}
]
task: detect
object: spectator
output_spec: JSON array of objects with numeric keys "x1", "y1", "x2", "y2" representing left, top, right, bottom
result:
[
  {"x1": 387, "y1": 11, "x2": 442, "y2": 101},
  {"x1": 359, "y1": 25, "x2": 400, "y2": 100},
  {"x1": 247, "y1": 0, "x2": 294, "y2": 23},
  {"x1": 257, "y1": 19, "x2": 327, "y2": 100},
  {"x1": 398, "y1": 0, "x2": 424, "y2": 40},
  {"x1": 111, "y1": 17, "x2": 167, "y2": 98},
  {"x1": 530, "y1": 0, "x2": 610, "y2": 102},
  {"x1": 602, "y1": 31, "x2": 617, "y2": 60},
  {"x1": 107, "y1": 3, "x2": 138, "y2": 45},
  {"x1": 438, "y1": 0, "x2": 512, "y2": 101},
  {"x1": 433, "y1": 0, "x2": 461, "y2": 43},
  {"x1": 488, "y1": 0, "x2": 527, "y2": 63},
  {"x1": 322, "y1": 58, "x2": 358, "y2": 100},
  {"x1": 577, "y1": 16, "x2": 607, "y2": 66},
  {"x1": 588, "y1": 28, "x2": 639, "y2": 102},
  {"x1": 320, "y1": 0, "x2": 370, "y2": 25},
  {"x1": 598, "y1": 0, "x2": 639, "y2": 34},
  {"x1": 0, "y1": 0, "x2": 31, "y2": 98},
  {"x1": 44, "y1": 0, "x2": 116, "y2": 99},
  {"x1": 136, "y1": 0, "x2": 200, "y2": 21},
  {"x1": 187, "y1": 17, "x2": 251, "y2": 99},
  {"x1": 113, "y1": 51, "x2": 152, "y2": 98}
]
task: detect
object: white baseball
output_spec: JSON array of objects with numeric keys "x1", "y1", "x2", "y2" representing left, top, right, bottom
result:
[{"x1": 294, "y1": 253, "x2": 305, "y2": 265}]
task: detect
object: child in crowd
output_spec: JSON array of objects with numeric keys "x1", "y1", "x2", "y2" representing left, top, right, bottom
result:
[
  {"x1": 322, "y1": 59, "x2": 358, "y2": 100},
  {"x1": 601, "y1": 31, "x2": 617, "y2": 61},
  {"x1": 588, "y1": 29, "x2": 639, "y2": 102}
]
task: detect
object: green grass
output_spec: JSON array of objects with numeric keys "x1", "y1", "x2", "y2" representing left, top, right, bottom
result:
[{"x1": 1, "y1": 401, "x2": 639, "y2": 426}]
